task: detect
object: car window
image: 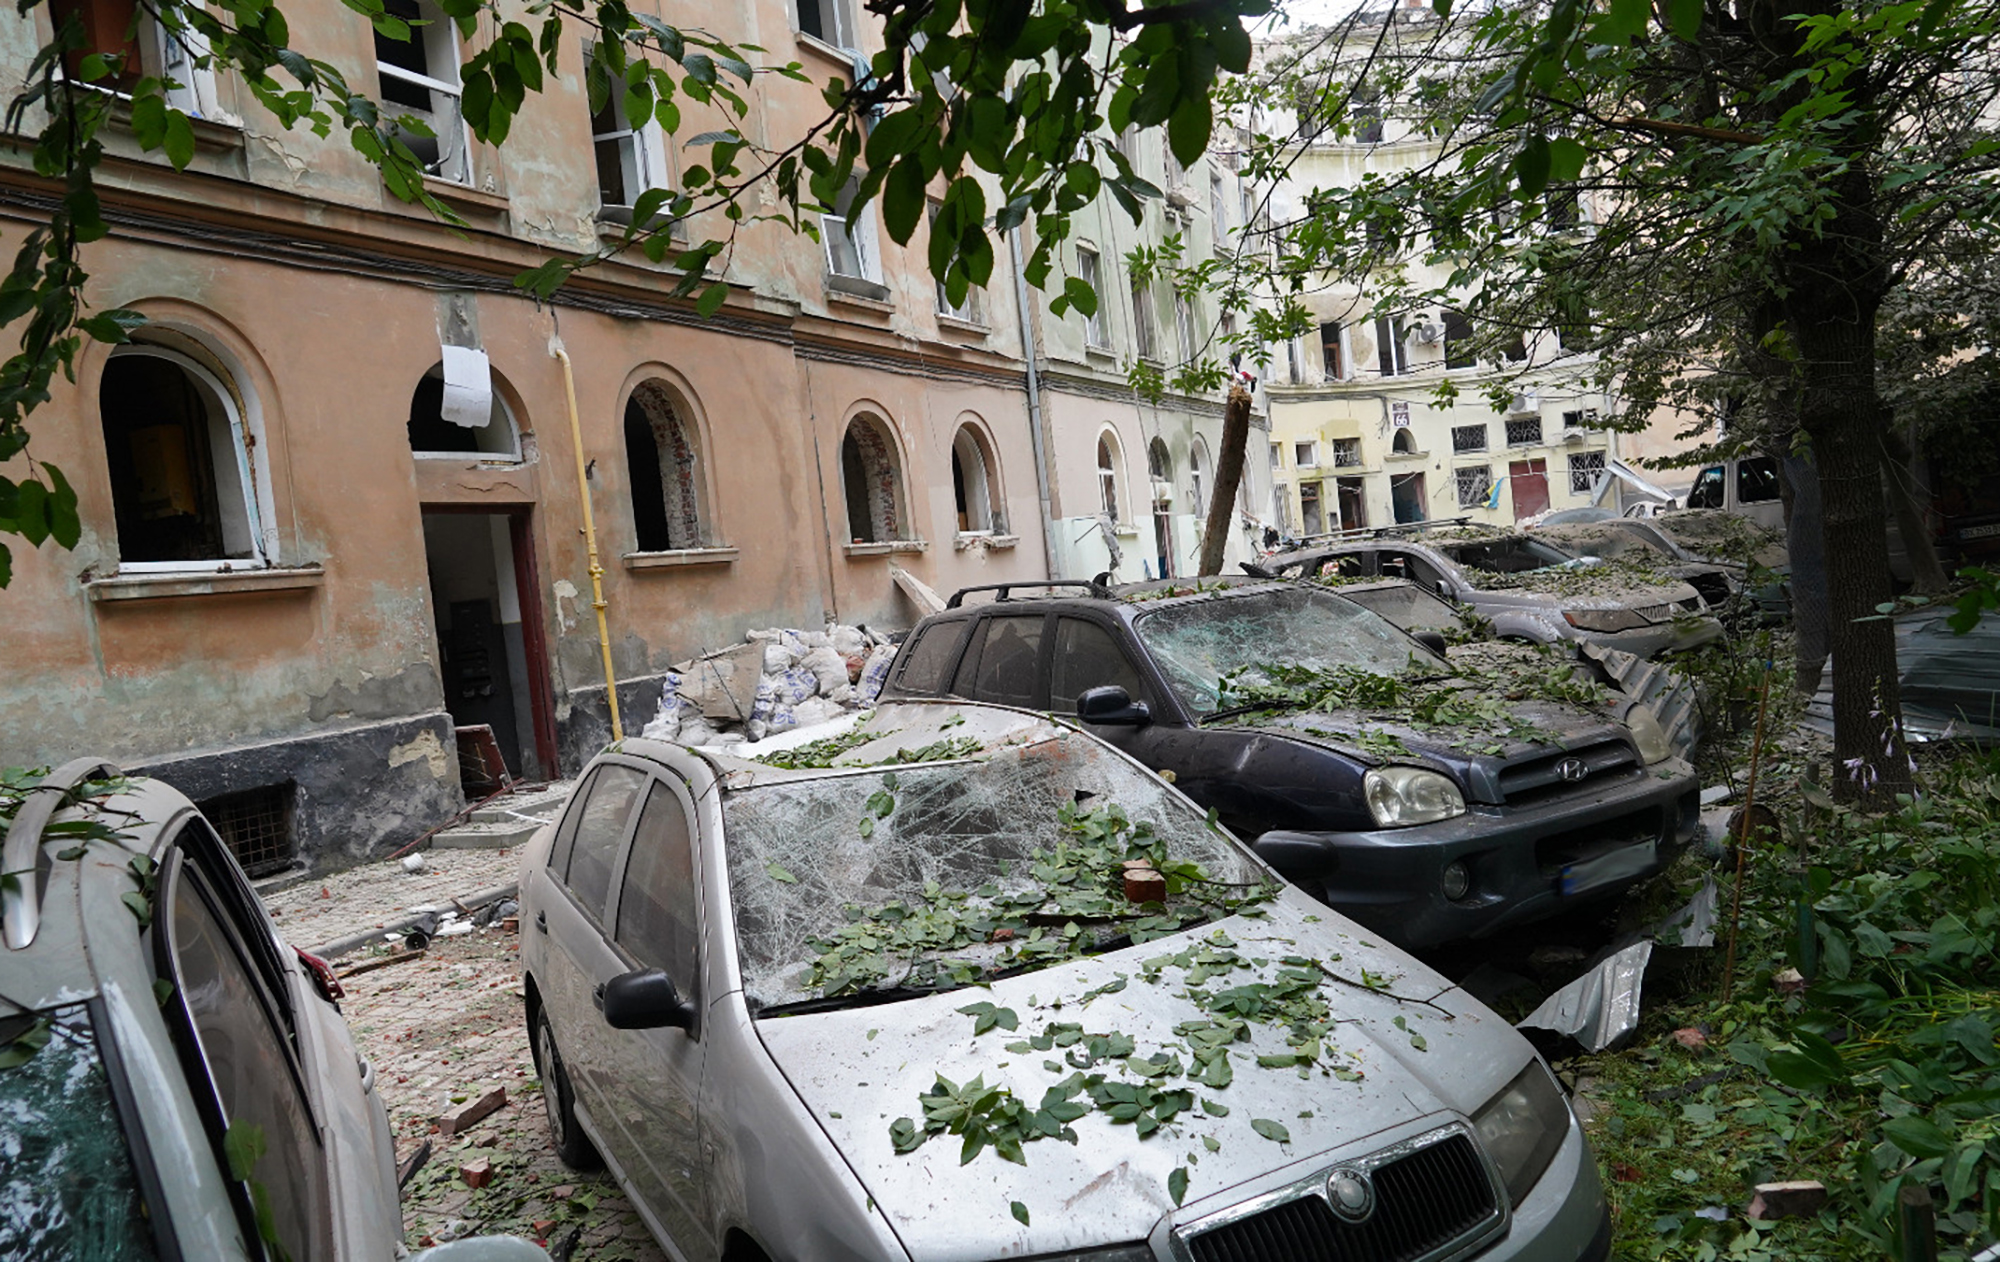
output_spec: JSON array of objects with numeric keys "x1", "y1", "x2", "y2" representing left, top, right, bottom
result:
[
  {"x1": 1315, "y1": 553, "x2": 1370, "y2": 578},
  {"x1": 1340, "y1": 583, "x2": 1461, "y2": 632},
  {"x1": 1737, "y1": 456, "x2": 1781, "y2": 505},
  {"x1": 1378, "y1": 549, "x2": 1445, "y2": 587},
  {"x1": 1049, "y1": 618, "x2": 1146, "y2": 713},
  {"x1": 168, "y1": 861, "x2": 327, "y2": 1262},
  {"x1": 892, "y1": 621, "x2": 965, "y2": 693},
  {"x1": 0, "y1": 1006, "x2": 161, "y2": 1260},
  {"x1": 615, "y1": 781, "x2": 702, "y2": 1006},
  {"x1": 547, "y1": 767, "x2": 601, "y2": 880},
  {"x1": 1686, "y1": 466, "x2": 1725, "y2": 509},
  {"x1": 953, "y1": 615, "x2": 1046, "y2": 708},
  {"x1": 563, "y1": 765, "x2": 647, "y2": 921},
  {"x1": 1436, "y1": 537, "x2": 1570, "y2": 577}
]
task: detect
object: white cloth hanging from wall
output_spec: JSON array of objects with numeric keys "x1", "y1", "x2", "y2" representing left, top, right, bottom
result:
[{"x1": 440, "y1": 344, "x2": 493, "y2": 428}]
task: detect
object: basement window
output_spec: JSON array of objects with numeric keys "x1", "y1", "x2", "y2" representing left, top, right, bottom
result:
[
  {"x1": 99, "y1": 345, "x2": 269, "y2": 568},
  {"x1": 198, "y1": 783, "x2": 295, "y2": 877}
]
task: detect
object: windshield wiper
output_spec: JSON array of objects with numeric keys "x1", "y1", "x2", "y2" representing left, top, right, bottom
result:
[
  {"x1": 1201, "y1": 698, "x2": 1302, "y2": 724},
  {"x1": 755, "y1": 983, "x2": 969, "y2": 1018}
]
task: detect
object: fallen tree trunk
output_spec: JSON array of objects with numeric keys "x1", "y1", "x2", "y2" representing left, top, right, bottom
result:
[{"x1": 1198, "y1": 385, "x2": 1254, "y2": 576}]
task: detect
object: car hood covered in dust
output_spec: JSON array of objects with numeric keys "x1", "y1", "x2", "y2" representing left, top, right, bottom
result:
[{"x1": 751, "y1": 888, "x2": 1522, "y2": 1259}]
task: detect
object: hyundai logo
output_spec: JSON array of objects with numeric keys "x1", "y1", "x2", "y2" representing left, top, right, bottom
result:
[
  {"x1": 1555, "y1": 756, "x2": 1589, "y2": 783},
  {"x1": 1326, "y1": 1167, "x2": 1375, "y2": 1223}
]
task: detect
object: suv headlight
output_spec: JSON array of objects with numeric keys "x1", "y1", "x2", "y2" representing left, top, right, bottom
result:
[
  {"x1": 1472, "y1": 1061, "x2": 1572, "y2": 1207},
  {"x1": 1563, "y1": 607, "x2": 1648, "y2": 633},
  {"x1": 1363, "y1": 766, "x2": 1466, "y2": 827},
  {"x1": 1623, "y1": 703, "x2": 1672, "y2": 764}
]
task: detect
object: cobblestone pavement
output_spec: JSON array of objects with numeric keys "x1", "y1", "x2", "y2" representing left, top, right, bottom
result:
[
  {"x1": 265, "y1": 846, "x2": 525, "y2": 953},
  {"x1": 340, "y1": 930, "x2": 669, "y2": 1261}
]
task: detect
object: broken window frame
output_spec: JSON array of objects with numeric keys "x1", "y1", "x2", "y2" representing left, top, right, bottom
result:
[
  {"x1": 588, "y1": 45, "x2": 672, "y2": 214},
  {"x1": 930, "y1": 203, "x2": 982, "y2": 323},
  {"x1": 1096, "y1": 430, "x2": 1124, "y2": 524},
  {"x1": 100, "y1": 343, "x2": 274, "y2": 574},
  {"x1": 45, "y1": 0, "x2": 229, "y2": 121},
  {"x1": 1330, "y1": 437, "x2": 1361, "y2": 468},
  {"x1": 821, "y1": 178, "x2": 880, "y2": 284},
  {"x1": 794, "y1": 0, "x2": 856, "y2": 48},
  {"x1": 1076, "y1": 246, "x2": 1108, "y2": 348},
  {"x1": 1456, "y1": 464, "x2": 1494, "y2": 509},
  {"x1": 374, "y1": 0, "x2": 471, "y2": 185},
  {"x1": 839, "y1": 414, "x2": 908, "y2": 544}
]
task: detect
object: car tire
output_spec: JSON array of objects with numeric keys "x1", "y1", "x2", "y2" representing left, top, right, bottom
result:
[{"x1": 534, "y1": 1011, "x2": 601, "y2": 1170}]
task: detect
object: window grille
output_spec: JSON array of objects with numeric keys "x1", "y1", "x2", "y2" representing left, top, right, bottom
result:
[
  {"x1": 1568, "y1": 451, "x2": 1607, "y2": 495},
  {"x1": 1455, "y1": 466, "x2": 1493, "y2": 509},
  {"x1": 1331, "y1": 438, "x2": 1361, "y2": 467},
  {"x1": 1451, "y1": 424, "x2": 1488, "y2": 453},
  {"x1": 200, "y1": 784, "x2": 295, "y2": 877},
  {"x1": 1505, "y1": 417, "x2": 1543, "y2": 446}
]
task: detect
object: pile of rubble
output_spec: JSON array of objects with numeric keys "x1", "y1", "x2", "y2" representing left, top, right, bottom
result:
[{"x1": 639, "y1": 624, "x2": 900, "y2": 747}]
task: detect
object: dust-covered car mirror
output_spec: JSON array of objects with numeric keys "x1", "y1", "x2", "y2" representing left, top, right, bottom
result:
[
  {"x1": 1412, "y1": 629, "x2": 1450, "y2": 655},
  {"x1": 1076, "y1": 685, "x2": 1150, "y2": 726},
  {"x1": 600, "y1": 968, "x2": 696, "y2": 1032}
]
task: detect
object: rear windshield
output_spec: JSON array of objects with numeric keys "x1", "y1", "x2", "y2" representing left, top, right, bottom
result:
[
  {"x1": 1134, "y1": 586, "x2": 1427, "y2": 714},
  {"x1": 0, "y1": 1005, "x2": 159, "y2": 1261},
  {"x1": 1539, "y1": 524, "x2": 1672, "y2": 562}
]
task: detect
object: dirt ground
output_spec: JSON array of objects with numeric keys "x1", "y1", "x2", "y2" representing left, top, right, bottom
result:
[{"x1": 338, "y1": 929, "x2": 670, "y2": 1262}]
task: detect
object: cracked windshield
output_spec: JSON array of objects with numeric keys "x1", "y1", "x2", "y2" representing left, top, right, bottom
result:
[
  {"x1": 1135, "y1": 588, "x2": 1428, "y2": 714},
  {"x1": 721, "y1": 733, "x2": 1271, "y2": 1012}
]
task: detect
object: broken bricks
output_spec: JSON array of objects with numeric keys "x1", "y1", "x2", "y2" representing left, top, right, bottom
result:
[
  {"x1": 458, "y1": 1158, "x2": 493, "y2": 1190},
  {"x1": 438, "y1": 1086, "x2": 508, "y2": 1138},
  {"x1": 1121, "y1": 859, "x2": 1166, "y2": 904}
]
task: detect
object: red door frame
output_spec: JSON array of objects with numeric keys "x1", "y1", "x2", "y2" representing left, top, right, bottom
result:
[{"x1": 1508, "y1": 459, "x2": 1550, "y2": 521}]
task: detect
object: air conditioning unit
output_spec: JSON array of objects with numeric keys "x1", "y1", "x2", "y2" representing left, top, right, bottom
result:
[
  {"x1": 1509, "y1": 389, "x2": 1539, "y2": 415},
  {"x1": 1166, "y1": 185, "x2": 1197, "y2": 210},
  {"x1": 1414, "y1": 319, "x2": 1442, "y2": 344}
]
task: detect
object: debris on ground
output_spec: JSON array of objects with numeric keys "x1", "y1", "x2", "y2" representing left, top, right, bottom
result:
[
  {"x1": 1746, "y1": 1181, "x2": 1829, "y2": 1221},
  {"x1": 639, "y1": 623, "x2": 901, "y2": 746}
]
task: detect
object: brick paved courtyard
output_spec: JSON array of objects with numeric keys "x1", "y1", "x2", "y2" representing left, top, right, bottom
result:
[{"x1": 339, "y1": 929, "x2": 670, "y2": 1261}]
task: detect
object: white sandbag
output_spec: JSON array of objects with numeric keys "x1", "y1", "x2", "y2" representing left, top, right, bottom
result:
[
  {"x1": 677, "y1": 716, "x2": 721, "y2": 745},
  {"x1": 856, "y1": 643, "x2": 898, "y2": 704},
  {"x1": 638, "y1": 672, "x2": 686, "y2": 741},
  {"x1": 773, "y1": 668, "x2": 818, "y2": 705},
  {"x1": 823, "y1": 683, "x2": 855, "y2": 708},
  {"x1": 790, "y1": 696, "x2": 847, "y2": 730},
  {"x1": 763, "y1": 641, "x2": 799, "y2": 673},
  {"x1": 800, "y1": 646, "x2": 849, "y2": 694},
  {"x1": 829, "y1": 624, "x2": 868, "y2": 657}
]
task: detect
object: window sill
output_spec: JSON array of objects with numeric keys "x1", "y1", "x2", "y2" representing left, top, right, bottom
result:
[
  {"x1": 70, "y1": 87, "x2": 246, "y2": 154},
  {"x1": 595, "y1": 204, "x2": 680, "y2": 233},
  {"x1": 826, "y1": 276, "x2": 893, "y2": 308},
  {"x1": 422, "y1": 177, "x2": 510, "y2": 219},
  {"x1": 843, "y1": 540, "x2": 928, "y2": 558},
  {"x1": 954, "y1": 533, "x2": 1018, "y2": 551},
  {"x1": 1113, "y1": 525, "x2": 1140, "y2": 539},
  {"x1": 86, "y1": 564, "x2": 325, "y2": 603},
  {"x1": 1084, "y1": 343, "x2": 1119, "y2": 361},
  {"x1": 794, "y1": 31, "x2": 861, "y2": 74},
  {"x1": 936, "y1": 313, "x2": 990, "y2": 336},
  {"x1": 1386, "y1": 451, "x2": 1429, "y2": 461},
  {"x1": 622, "y1": 547, "x2": 739, "y2": 570},
  {"x1": 412, "y1": 451, "x2": 523, "y2": 464}
]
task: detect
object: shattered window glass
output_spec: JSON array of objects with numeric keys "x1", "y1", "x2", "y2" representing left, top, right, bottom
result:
[
  {"x1": 0, "y1": 1006, "x2": 159, "y2": 1261},
  {"x1": 1135, "y1": 588, "x2": 1419, "y2": 714},
  {"x1": 1340, "y1": 583, "x2": 1461, "y2": 632},
  {"x1": 1438, "y1": 536, "x2": 1571, "y2": 575},
  {"x1": 1539, "y1": 523, "x2": 1669, "y2": 562},
  {"x1": 721, "y1": 733, "x2": 1263, "y2": 1009}
]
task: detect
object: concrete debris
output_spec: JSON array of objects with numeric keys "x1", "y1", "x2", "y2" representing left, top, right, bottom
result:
[
  {"x1": 641, "y1": 622, "x2": 901, "y2": 748},
  {"x1": 402, "y1": 853, "x2": 428, "y2": 873},
  {"x1": 440, "y1": 1086, "x2": 508, "y2": 1138},
  {"x1": 1773, "y1": 967, "x2": 1808, "y2": 994},
  {"x1": 1746, "y1": 1181, "x2": 1828, "y2": 1220},
  {"x1": 1673, "y1": 1027, "x2": 1709, "y2": 1049}
]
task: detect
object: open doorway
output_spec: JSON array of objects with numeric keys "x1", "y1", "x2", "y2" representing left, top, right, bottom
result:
[
  {"x1": 421, "y1": 510, "x2": 556, "y2": 784},
  {"x1": 1336, "y1": 477, "x2": 1367, "y2": 530},
  {"x1": 1391, "y1": 471, "x2": 1428, "y2": 523}
]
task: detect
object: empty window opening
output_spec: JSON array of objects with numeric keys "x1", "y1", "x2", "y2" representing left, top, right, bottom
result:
[
  {"x1": 840, "y1": 416, "x2": 904, "y2": 543},
  {"x1": 1443, "y1": 310, "x2": 1476, "y2": 369},
  {"x1": 1148, "y1": 438, "x2": 1175, "y2": 577},
  {"x1": 1336, "y1": 476, "x2": 1367, "y2": 530},
  {"x1": 1097, "y1": 433, "x2": 1123, "y2": 524},
  {"x1": 198, "y1": 783, "x2": 295, "y2": 877},
  {"x1": 623, "y1": 381, "x2": 703, "y2": 551},
  {"x1": 99, "y1": 346, "x2": 264, "y2": 566},
  {"x1": 1189, "y1": 441, "x2": 1207, "y2": 518},
  {"x1": 1318, "y1": 321, "x2": 1343, "y2": 380},
  {"x1": 1295, "y1": 440, "x2": 1319, "y2": 468},
  {"x1": 952, "y1": 425, "x2": 1000, "y2": 534},
  {"x1": 590, "y1": 64, "x2": 665, "y2": 210},
  {"x1": 1375, "y1": 316, "x2": 1409, "y2": 376},
  {"x1": 1392, "y1": 428, "x2": 1418, "y2": 455},
  {"x1": 407, "y1": 362, "x2": 519, "y2": 458},
  {"x1": 1131, "y1": 281, "x2": 1159, "y2": 361},
  {"x1": 375, "y1": 0, "x2": 468, "y2": 183},
  {"x1": 1077, "y1": 247, "x2": 1108, "y2": 347},
  {"x1": 796, "y1": 0, "x2": 854, "y2": 46}
]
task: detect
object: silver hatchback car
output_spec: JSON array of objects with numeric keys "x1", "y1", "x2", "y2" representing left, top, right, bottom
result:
[
  {"x1": 518, "y1": 703, "x2": 1612, "y2": 1261},
  {"x1": 0, "y1": 759, "x2": 546, "y2": 1262}
]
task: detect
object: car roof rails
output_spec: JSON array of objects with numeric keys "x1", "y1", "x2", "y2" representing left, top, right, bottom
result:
[
  {"x1": 3, "y1": 758, "x2": 123, "y2": 950},
  {"x1": 1370, "y1": 516, "x2": 1476, "y2": 539},
  {"x1": 945, "y1": 580, "x2": 1114, "y2": 609}
]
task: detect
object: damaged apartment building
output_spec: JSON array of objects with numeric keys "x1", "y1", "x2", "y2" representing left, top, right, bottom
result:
[{"x1": 0, "y1": 0, "x2": 1265, "y2": 876}]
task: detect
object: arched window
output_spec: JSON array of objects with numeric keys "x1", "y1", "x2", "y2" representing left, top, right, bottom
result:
[
  {"x1": 840, "y1": 414, "x2": 907, "y2": 543},
  {"x1": 407, "y1": 362, "x2": 519, "y2": 458},
  {"x1": 951, "y1": 425, "x2": 1001, "y2": 534},
  {"x1": 1392, "y1": 427, "x2": 1418, "y2": 455},
  {"x1": 99, "y1": 344, "x2": 266, "y2": 566},
  {"x1": 1148, "y1": 437, "x2": 1174, "y2": 494},
  {"x1": 1147, "y1": 437, "x2": 1176, "y2": 579},
  {"x1": 1189, "y1": 439, "x2": 1208, "y2": 519},
  {"x1": 1096, "y1": 432, "x2": 1122, "y2": 524},
  {"x1": 623, "y1": 381, "x2": 705, "y2": 551}
]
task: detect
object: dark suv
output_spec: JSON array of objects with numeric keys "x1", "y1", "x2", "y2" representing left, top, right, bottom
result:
[{"x1": 884, "y1": 580, "x2": 1701, "y2": 949}]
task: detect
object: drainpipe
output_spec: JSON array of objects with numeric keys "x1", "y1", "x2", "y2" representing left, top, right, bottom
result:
[
  {"x1": 1009, "y1": 227, "x2": 1061, "y2": 580},
  {"x1": 551, "y1": 333, "x2": 623, "y2": 742}
]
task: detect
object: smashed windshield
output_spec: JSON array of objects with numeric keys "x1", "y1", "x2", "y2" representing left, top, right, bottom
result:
[
  {"x1": 1438, "y1": 535, "x2": 1575, "y2": 575},
  {"x1": 1539, "y1": 524, "x2": 1673, "y2": 562},
  {"x1": 722, "y1": 733, "x2": 1272, "y2": 1011},
  {"x1": 0, "y1": 1006, "x2": 159, "y2": 1260},
  {"x1": 1134, "y1": 587, "x2": 1427, "y2": 714},
  {"x1": 1338, "y1": 583, "x2": 1463, "y2": 633}
]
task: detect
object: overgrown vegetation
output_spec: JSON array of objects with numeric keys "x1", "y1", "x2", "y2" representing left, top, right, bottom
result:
[{"x1": 1579, "y1": 746, "x2": 2000, "y2": 1259}]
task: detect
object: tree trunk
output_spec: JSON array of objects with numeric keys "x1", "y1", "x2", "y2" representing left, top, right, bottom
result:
[
  {"x1": 1780, "y1": 453, "x2": 1831, "y2": 694},
  {"x1": 1199, "y1": 385, "x2": 1254, "y2": 575},
  {"x1": 1880, "y1": 426, "x2": 1949, "y2": 594}
]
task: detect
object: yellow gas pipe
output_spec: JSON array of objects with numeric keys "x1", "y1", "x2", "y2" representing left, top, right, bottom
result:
[{"x1": 552, "y1": 336, "x2": 623, "y2": 741}]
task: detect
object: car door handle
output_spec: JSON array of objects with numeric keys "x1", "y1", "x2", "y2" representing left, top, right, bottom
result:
[{"x1": 535, "y1": 909, "x2": 548, "y2": 934}]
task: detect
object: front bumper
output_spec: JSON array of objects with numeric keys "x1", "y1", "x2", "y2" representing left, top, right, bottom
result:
[{"x1": 1270, "y1": 760, "x2": 1701, "y2": 950}]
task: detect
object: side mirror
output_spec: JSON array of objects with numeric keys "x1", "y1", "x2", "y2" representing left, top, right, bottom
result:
[
  {"x1": 1239, "y1": 561, "x2": 1272, "y2": 577},
  {"x1": 1251, "y1": 832, "x2": 1340, "y2": 880},
  {"x1": 1077, "y1": 685, "x2": 1151, "y2": 727},
  {"x1": 1435, "y1": 579, "x2": 1452, "y2": 598},
  {"x1": 1412, "y1": 630, "x2": 1450, "y2": 656},
  {"x1": 599, "y1": 968, "x2": 696, "y2": 1033}
]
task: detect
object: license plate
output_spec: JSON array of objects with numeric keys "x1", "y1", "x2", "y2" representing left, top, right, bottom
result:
[
  {"x1": 1962, "y1": 522, "x2": 2000, "y2": 540},
  {"x1": 1560, "y1": 841, "x2": 1657, "y2": 896}
]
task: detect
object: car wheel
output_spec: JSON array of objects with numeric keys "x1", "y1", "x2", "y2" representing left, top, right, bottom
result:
[{"x1": 534, "y1": 1011, "x2": 601, "y2": 1170}]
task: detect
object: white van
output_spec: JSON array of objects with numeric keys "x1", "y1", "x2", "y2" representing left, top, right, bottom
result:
[{"x1": 1683, "y1": 454, "x2": 1785, "y2": 531}]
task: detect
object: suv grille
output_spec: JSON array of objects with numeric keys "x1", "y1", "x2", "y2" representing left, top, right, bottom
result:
[
  {"x1": 1498, "y1": 740, "x2": 1638, "y2": 806},
  {"x1": 1184, "y1": 1133, "x2": 1498, "y2": 1262}
]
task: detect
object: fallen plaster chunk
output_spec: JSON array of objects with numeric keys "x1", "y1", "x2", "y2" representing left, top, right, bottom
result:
[{"x1": 1746, "y1": 1181, "x2": 1828, "y2": 1221}]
